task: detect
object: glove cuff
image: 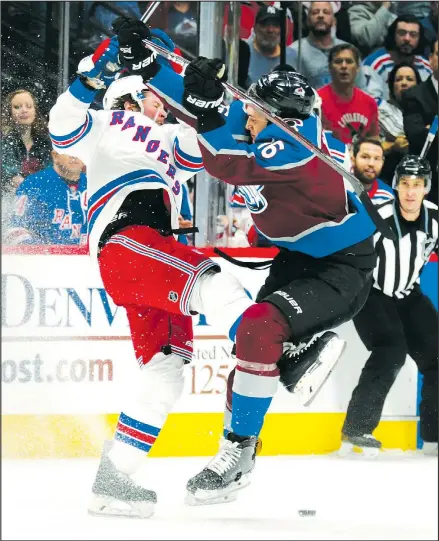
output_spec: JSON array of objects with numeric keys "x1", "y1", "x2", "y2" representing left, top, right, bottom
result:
[{"x1": 197, "y1": 111, "x2": 226, "y2": 134}]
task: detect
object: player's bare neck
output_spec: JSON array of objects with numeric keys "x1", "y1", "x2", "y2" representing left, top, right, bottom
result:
[{"x1": 331, "y1": 82, "x2": 354, "y2": 99}]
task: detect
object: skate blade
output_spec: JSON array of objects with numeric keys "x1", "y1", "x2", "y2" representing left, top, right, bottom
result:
[
  {"x1": 338, "y1": 441, "x2": 380, "y2": 459},
  {"x1": 88, "y1": 494, "x2": 155, "y2": 518},
  {"x1": 294, "y1": 337, "x2": 347, "y2": 407},
  {"x1": 185, "y1": 474, "x2": 251, "y2": 506}
]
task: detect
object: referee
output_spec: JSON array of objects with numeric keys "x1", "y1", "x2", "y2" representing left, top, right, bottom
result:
[{"x1": 341, "y1": 155, "x2": 438, "y2": 456}]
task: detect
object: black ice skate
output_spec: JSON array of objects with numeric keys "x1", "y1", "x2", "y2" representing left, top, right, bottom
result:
[
  {"x1": 186, "y1": 433, "x2": 257, "y2": 506},
  {"x1": 339, "y1": 433, "x2": 382, "y2": 458},
  {"x1": 278, "y1": 331, "x2": 346, "y2": 407},
  {"x1": 88, "y1": 442, "x2": 157, "y2": 518}
]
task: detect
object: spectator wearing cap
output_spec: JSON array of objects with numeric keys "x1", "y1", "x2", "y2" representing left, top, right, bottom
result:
[
  {"x1": 244, "y1": 4, "x2": 298, "y2": 88},
  {"x1": 362, "y1": 15, "x2": 433, "y2": 100}
]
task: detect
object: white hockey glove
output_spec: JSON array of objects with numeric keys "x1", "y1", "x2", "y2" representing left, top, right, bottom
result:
[{"x1": 77, "y1": 36, "x2": 121, "y2": 89}]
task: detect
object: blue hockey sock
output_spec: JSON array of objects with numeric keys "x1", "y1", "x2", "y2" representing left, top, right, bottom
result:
[{"x1": 230, "y1": 361, "x2": 280, "y2": 437}]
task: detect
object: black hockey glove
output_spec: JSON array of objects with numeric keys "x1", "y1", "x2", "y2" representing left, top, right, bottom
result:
[
  {"x1": 183, "y1": 56, "x2": 228, "y2": 133},
  {"x1": 112, "y1": 16, "x2": 159, "y2": 80}
]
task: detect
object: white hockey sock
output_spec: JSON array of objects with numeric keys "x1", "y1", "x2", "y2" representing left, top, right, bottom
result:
[
  {"x1": 106, "y1": 352, "x2": 185, "y2": 475},
  {"x1": 108, "y1": 438, "x2": 146, "y2": 475}
]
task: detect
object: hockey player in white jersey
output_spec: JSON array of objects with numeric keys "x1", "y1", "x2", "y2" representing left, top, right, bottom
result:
[{"x1": 48, "y1": 33, "x2": 258, "y2": 518}]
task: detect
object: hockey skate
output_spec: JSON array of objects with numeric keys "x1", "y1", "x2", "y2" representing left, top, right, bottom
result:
[
  {"x1": 339, "y1": 433, "x2": 382, "y2": 458},
  {"x1": 186, "y1": 433, "x2": 258, "y2": 506},
  {"x1": 278, "y1": 331, "x2": 346, "y2": 407},
  {"x1": 88, "y1": 443, "x2": 157, "y2": 518}
]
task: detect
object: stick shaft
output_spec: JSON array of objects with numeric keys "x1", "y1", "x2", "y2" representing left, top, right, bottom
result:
[
  {"x1": 140, "y1": 1, "x2": 161, "y2": 23},
  {"x1": 420, "y1": 115, "x2": 438, "y2": 158}
]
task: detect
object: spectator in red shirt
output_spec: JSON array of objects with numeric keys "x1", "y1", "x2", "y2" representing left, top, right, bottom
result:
[{"x1": 318, "y1": 43, "x2": 379, "y2": 144}]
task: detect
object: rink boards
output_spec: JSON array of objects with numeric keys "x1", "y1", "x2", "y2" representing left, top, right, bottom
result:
[{"x1": 2, "y1": 247, "x2": 437, "y2": 458}]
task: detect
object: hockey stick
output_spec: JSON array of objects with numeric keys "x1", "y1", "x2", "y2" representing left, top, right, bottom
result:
[
  {"x1": 420, "y1": 115, "x2": 438, "y2": 158},
  {"x1": 140, "y1": 1, "x2": 161, "y2": 23},
  {"x1": 280, "y1": 4, "x2": 287, "y2": 67},
  {"x1": 142, "y1": 39, "x2": 396, "y2": 240}
]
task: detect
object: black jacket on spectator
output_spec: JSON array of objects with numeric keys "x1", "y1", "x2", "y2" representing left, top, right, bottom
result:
[
  {"x1": 401, "y1": 76, "x2": 438, "y2": 204},
  {"x1": 1, "y1": 129, "x2": 51, "y2": 192}
]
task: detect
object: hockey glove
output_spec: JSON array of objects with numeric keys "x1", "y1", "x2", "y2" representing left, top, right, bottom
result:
[
  {"x1": 77, "y1": 36, "x2": 121, "y2": 89},
  {"x1": 112, "y1": 16, "x2": 159, "y2": 80},
  {"x1": 183, "y1": 56, "x2": 228, "y2": 132}
]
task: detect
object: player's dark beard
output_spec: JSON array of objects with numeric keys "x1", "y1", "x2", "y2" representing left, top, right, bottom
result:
[{"x1": 354, "y1": 167, "x2": 374, "y2": 191}]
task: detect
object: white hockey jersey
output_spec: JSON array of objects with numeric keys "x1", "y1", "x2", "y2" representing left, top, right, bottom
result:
[{"x1": 48, "y1": 78, "x2": 203, "y2": 259}]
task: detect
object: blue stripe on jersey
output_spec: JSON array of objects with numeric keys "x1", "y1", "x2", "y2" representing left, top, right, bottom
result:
[
  {"x1": 376, "y1": 58, "x2": 394, "y2": 76},
  {"x1": 69, "y1": 77, "x2": 99, "y2": 103},
  {"x1": 362, "y1": 47, "x2": 387, "y2": 67},
  {"x1": 256, "y1": 192, "x2": 376, "y2": 257},
  {"x1": 173, "y1": 137, "x2": 203, "y2": 172},
  {"x1": 323, "y1": 130, "x2": 347, "y2": 164},
  {"x1": 373, "y1": 195, "x2": 394, "y2": 203},
  {"x1": 375, "y1": 178, "x2": 395, "y2": 201},
  {"x1": 87, "y1": 169, "x2": 168, "y2": 232},
  {"x1": 118, "y1": 412, "x2": 160, "y2": 436},
  {"x1": 50, "y1": 112, "x2": 93, "y2": 148}
]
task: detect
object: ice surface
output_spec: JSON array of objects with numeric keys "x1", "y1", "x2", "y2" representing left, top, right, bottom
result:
[{"x1": 2, "y1": 453, "x2": 437, "y2": 540}]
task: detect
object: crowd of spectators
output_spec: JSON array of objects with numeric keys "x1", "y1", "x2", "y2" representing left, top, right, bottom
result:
[{"x1": 1, "y1": 1, "x2": 438, "y2": 248}]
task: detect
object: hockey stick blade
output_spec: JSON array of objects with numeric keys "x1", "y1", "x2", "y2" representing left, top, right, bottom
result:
[
  {"x1": 420, "y1": 115, "x2": 438, "y2": 158},
  {"x1": 143, "y1": 39, "x2": 396, "y2": 241}
]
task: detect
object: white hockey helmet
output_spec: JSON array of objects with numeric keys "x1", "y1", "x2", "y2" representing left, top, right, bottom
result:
[{"x1": 103, "y1": 75, "x2": 149, "y2": 112}]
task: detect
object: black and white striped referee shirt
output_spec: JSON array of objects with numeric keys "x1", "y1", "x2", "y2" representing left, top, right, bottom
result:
[{"x1": 373, "y1": 199, "x2": 438, "y2": 299}]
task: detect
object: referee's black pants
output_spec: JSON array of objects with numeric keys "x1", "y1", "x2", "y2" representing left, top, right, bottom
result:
[{"x1": 343, "y1": 286, "x2": 438, "y2": 443}]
